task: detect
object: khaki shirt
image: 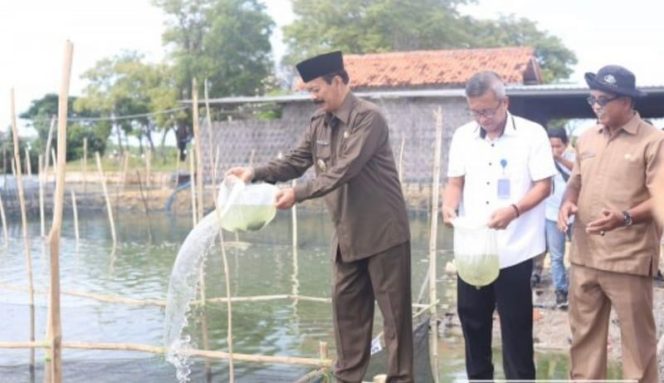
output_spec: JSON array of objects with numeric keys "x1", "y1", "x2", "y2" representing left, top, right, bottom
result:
[
  {"x1": 568, "y1": 113, "x2": 664, "y2": 276},
  {"x1": 253, "y1": 93, "x2": 410, "y2": 261}
]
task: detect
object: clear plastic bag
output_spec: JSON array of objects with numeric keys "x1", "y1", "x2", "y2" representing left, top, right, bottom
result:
[
  {"x1": 216, "y1": 176, "x2": 278, "y2": 232},
  {"x1": 452, "y1": 216, "x2": 499, "y2": 287}
]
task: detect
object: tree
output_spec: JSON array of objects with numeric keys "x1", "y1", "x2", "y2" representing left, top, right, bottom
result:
[
  {"x1": 19, "y1": 94, "x2": 107, "y2": 162},
  {"x1": 76, "y1": 51, "x2": 179, "y2": 154},
  {"x1": 283, "y1": 0, "x2": 577, "y2": 82},
  {"x1": 153, "y1": 0, "x2": 275, "y2": 98}
]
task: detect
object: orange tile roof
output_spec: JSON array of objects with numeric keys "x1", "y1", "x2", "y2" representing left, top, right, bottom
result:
[{"x1": 342, "y1": 47, "x2": 541, "y2": 89}]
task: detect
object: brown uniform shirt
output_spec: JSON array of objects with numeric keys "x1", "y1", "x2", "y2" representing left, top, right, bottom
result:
[
  {"x1": 253, "y1": 93, "x2": 410, "y2": 261},
  {"x1": 568, "y1": 113, "x2": 664, "y2": 276}
]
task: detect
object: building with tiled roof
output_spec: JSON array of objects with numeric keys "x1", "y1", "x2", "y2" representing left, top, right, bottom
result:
[{"x1": 343, "y1": 47, "x2": 542, "y2": 90}]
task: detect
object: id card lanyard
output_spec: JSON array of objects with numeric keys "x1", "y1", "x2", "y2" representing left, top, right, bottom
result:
[{"x1": 487, "y1": 116, "x2": 516, "y2": 200}]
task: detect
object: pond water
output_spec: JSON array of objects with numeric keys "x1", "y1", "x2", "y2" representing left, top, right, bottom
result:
[{"x1": 0, "y1": 209, "x2": 621, "y2": 382}]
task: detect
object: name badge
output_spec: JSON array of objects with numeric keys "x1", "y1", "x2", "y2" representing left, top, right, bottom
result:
[{"x1": 497, "y1": 158, "x2": 510, "y2": 199}]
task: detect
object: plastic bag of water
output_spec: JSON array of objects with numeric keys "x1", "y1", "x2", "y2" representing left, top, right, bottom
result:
[
  {"x1": 216, "y1": 176, "x2": 278, "y2": 232},
  {"x1": 452, "y1": 216, "x2": 499, "y2": 287}
]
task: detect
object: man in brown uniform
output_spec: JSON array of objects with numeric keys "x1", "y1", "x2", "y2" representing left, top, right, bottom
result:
[
  {"x1": 227, "y1": 51, "x2": 413, "y2": 382},
  {"x1": 558, "y1": 65, "x2": 664, "y2": 383}
]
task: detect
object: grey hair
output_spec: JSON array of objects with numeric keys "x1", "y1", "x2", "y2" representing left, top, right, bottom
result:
[{"x1": 465, "y1": 71, "x2": 506, "y2": 99}]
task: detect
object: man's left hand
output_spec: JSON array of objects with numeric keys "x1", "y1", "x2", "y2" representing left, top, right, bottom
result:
[
  {"x1": 585, "y1": 208, "x2": 622, "y2": 235},
  {"x1": 275, "y1": 188, "x2": 296, "y2": 209},
  {"x1": 488, "y1": 206, "x2": 517, "y2": 230}
]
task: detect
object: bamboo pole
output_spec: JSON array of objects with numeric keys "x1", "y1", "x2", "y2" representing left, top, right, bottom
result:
[
  {"x1": 70, "y1": 190, "x2": 79, "y2": 243},
  {"x1": 428, "y1": 107, "x2": 444, "y2": 383},
  {"x1": 44, "y1": 115, "x2": 56, "y2": 180},
  {"x1": 82, "y1": 137, "x2": 87, "y2": 194},
  {"x1": 191, "y1": 78, "x2": 204, "y2": 221},
  {"x1": 10, "y1": 88, "x2": 36, "y2": 373},
  {"x1": 96, "y1": 152, "x2": 117, "y2": 249},
  {"x1": 0, "y1": 192, "x2": 8, "y2": 247},
  {"x1": 121, "y1": 152, "x2": 130, "y2": 192},
  {"x1": 25, "y1": 147, "x2": 32, "y2": 177},
  {"x1": 189, "y1": 146, "x2": 198, "y2": 226},
  {"x1": 398, "y1": 136, "x2": 406, "y2": 187},
  {"x1": 45, "y1": 41, "x2": 73, "y2": 383},
  {"x1": 38, "y1": 155, "x2": 45, "y2": 237},
  {"x1": 51, "y1": 149, "x2": 57, "y2": 182},
  {"x1": 0, "y1": 341, "x2": 333, "y2": 367},
  {"x1": 144, "y1": 150, "x2": 151, "y2": 190}
]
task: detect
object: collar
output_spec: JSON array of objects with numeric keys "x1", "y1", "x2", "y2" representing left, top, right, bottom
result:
[
  {"x1": 331, "y1": 92, "x2": 356, "y2": 125},
  {"x1": 474, "y1": 112, "x2": 517, "y2": 140},
  {"x1": 596, "y1": 112, "x2": 641, "y2": 136}
]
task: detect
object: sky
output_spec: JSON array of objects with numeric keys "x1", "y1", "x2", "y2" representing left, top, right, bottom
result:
[{"x1": 0, "y1": 0, "x2": 662, "y2": 136}]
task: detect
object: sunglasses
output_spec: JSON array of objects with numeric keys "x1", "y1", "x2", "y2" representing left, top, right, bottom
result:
[{"x1": 586, "y1": 95, "x2": 620, "y2": 107}]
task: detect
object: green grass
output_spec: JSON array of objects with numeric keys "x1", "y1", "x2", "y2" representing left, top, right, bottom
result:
[{"x1": 65, "y1": 148, "x2": 184, "y2": 172}]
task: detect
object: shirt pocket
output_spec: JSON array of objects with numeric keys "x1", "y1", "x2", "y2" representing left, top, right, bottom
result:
[{"x1": 314, "y1": 141, "x2": 331, "y2": 174}]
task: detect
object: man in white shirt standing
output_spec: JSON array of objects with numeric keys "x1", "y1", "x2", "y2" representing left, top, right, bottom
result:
[{"x1": 442, "y1": 71, "x2": 556, "y2": 380}]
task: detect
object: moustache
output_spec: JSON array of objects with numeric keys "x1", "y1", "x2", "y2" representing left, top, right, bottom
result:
[{"x1": 313, "y1": 99, "x2": 324, "y2": 105}]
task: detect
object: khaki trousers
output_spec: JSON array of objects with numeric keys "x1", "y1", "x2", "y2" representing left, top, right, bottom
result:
[
  {"x1": 569, "y1": 264, "x2": 658, "y2": 383},
  {"x1": 332, "y1": 241, "x2": 413, "y2": 383}
]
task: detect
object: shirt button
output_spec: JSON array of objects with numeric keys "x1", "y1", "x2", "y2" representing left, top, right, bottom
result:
[
  {"x1": 491, "y1": 143, "x2": 495, "y2": 147},
  {"x1": 488, "y1": 162, "x2": 492, "y2": 166},
  {"x1": 485, "y1": 201, "x2": 490, "y2": 205},
  {"x1": 486, "y1": 181, "x2": 490, "y2": 185}
]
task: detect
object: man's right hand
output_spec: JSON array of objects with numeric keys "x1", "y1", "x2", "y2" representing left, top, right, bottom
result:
[
  {"x1": 225, "y1": 167, "x2": 254, "y2": 183},
  {"x1": 557, "y1": 200, "x2": 577, "y2": 232},
  {"x1": 442, "y1": 205, "x2": 457, "y2": 225}
]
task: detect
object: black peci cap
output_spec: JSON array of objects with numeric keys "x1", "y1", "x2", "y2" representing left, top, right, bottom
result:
[{"x1": 296, "y1": 51, "x2": 344, "y2": 83}]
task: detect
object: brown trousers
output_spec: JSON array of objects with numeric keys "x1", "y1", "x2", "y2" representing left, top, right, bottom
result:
[
  {"x1": 569, "y1": 264, "x2": 658, "y2": 383},
  {"x1": 332, "y1": 241, "x2": 413, "y2": 383}
]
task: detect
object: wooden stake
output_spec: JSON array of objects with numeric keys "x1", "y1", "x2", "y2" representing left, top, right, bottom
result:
[
  {"x1": 44, "y1": 115, "x2": 56, "y2": 180},
  {"x1": 144, "y1": 150, "x2": 151, "y2": 190},
  {"x1": 191, "y1": 78, "x2": 204, "y2": 221},
  {"x1": 38, "y1": 155, "x2": 45, "y2": 238},
  {"x1": 428, "y1": 107, "x2": 444, "y2": 383},
  {"x1": 70, "y1": 190, "x2": 79, "y2": 243},
  {"x1": 189, "y1": 146, "x2": 198, "y2": 226},
  {"x1": 96, "y1": 152, "x2": 117, "y2": 248},
  {"x1": 25, "y1": 147, "x2": 32, "y2": 177},
  {"x1": 45, "y1": 41, "x2": 73, "y2": 383},
  {"x1": 82, "y1": 137, "x2": 87, "y2": 194},
  {"x1": 10, "y1": 88, "x2": 36, "y2": 374}
]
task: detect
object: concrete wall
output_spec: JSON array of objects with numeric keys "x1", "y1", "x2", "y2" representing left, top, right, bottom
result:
[{"x1": 200, "y1": 96, "x2": 471, "y2": 184}]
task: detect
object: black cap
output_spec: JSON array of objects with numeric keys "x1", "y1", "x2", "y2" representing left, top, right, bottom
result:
[
  {"x1": 584, "y1": 65, "x2": 646, "y2": 98},
  {"x1": 296, "y1": 51, "x2": 344, "y2": 83}
]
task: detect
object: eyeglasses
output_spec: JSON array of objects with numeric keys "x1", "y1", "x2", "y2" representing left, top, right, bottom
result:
[
  {"x1": 586, "y1": 95, "x2": 620, "y2": 107},
  {"x1": 470, "y1": 101, "x2": 503, "y2": 119}
]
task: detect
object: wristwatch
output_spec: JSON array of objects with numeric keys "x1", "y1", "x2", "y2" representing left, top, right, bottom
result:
[{"x1": 622, "y1": 210, "x2": 633, "y2": 227}]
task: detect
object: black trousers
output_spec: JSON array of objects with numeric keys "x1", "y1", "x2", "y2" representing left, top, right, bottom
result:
[{"x1": 457, "y1": 257, "x2": 535, "y2": 380}]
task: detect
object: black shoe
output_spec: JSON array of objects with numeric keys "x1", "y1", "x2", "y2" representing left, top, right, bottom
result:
[
  {"x1": 530, "y1": 273, "x2": 541, "y2": 288},
  {"x1": 555, "y1": 290, "x2": 568, "y2": 310}
]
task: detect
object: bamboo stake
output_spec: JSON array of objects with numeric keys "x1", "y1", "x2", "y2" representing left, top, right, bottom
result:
[
  {"x1": 96, "y1": 152, "x2": 117, "y2": 249},
  {"x1": 144, "y1": 150, "x2": 151, "y2": 190},
  {"x1": 121, "y1": 152, "x2": 130, "y2": 193},
  {"x1": 70, "y1": 190, "x2": 79, "y2": 243},
  {"x1": 10, "y1": 88, "x2": 36, "y2": 374},
  {"x1": 25, "y1": 147, "x2": 32, "y2": 177},
  {"x1": 135, "y1": 171, "x2": 152, "y2": 242},
  {"x1": 44, "y1": 115, "x2": 56, "y2": 179},
  {"x1": 398, "y1": 136, "x2": 406, "y2": 187},
  {"x1": 0, "y1": 192, "x2": 8, "y2": 247},
  {"x1": 189, "y1": 146, "x2": 198, "y2": 226},
  {"x1": 428, "y1": 107, "x2": 444, "y2": 383},
  {"x1": 82, "y1": 137, "x2": 87, "y2": 194},
  {"x1": 0, "y1": 341, "x2": 333, "y2": 367},
  {"x1": 45, "y1": 41, "x2": 73, "y2": 383},
  {"x1": 38, "y1": 155, "x2": 45, "y2": 237},
  {"x1": 191, "y1": 78, "x2": 204, "y2": 221},
  {"x1": 291, "y1": 179, "x2": 300, "y2": 319},
  {"x1": 51, "y1": 149, "x2": 57, "y2": 182}
]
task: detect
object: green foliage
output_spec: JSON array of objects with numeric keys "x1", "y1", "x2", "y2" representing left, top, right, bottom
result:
[
  {"x1": 283, "y1": 0, "x2": 577, "y2": 82},
  {"x1": 154, "y1": 0, "x2": 275, "y2": 98}
]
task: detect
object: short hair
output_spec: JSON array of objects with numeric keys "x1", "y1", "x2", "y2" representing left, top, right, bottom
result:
[
  {"x1": 465, "y1": 71, "x2": 506, "y2": 99},
  {"x1": 548, "y1": 127, "x2": 569, "y2": 144},
  {"x1": 322, "y1": 69, "x2": 350, "y2": 85}
]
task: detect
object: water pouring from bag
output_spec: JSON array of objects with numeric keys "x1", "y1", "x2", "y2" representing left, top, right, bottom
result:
[{"x1": 452, "y1": 216, "x2": 499, "y2": 287}]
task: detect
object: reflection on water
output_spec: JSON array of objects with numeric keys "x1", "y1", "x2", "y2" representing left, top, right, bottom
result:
[{"x1": 0, "y1": 210, "x2": 622, "y2": 381}]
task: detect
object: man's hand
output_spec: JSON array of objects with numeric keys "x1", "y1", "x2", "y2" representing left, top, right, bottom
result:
[
  {"x1": 585, "y1": 208, "x2": 622, "y2": 236},
  {"x1": 557, "y1": 201, "x2": 578, "y2": 232},
  {"x1": 488, "y1": 206, "x2": 517, "y2": 229},
  {"x1": 275, "y1": 187, "x2": 296, "y2": 209},
  {"x1": 225, "y1": 167, "x2": 254, "y2": 183},
  {"x1": 442, "y1": 205, "x2": 457, "y2": 225}
]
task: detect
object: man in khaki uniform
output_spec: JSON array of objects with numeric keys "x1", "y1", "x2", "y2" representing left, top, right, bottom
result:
[
  {"x1": 227, "y1": 51, "x2": 413, "y2": 382},
  {"x1": 558, "y1": 65, "x2": 664, "y2": 383}
]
